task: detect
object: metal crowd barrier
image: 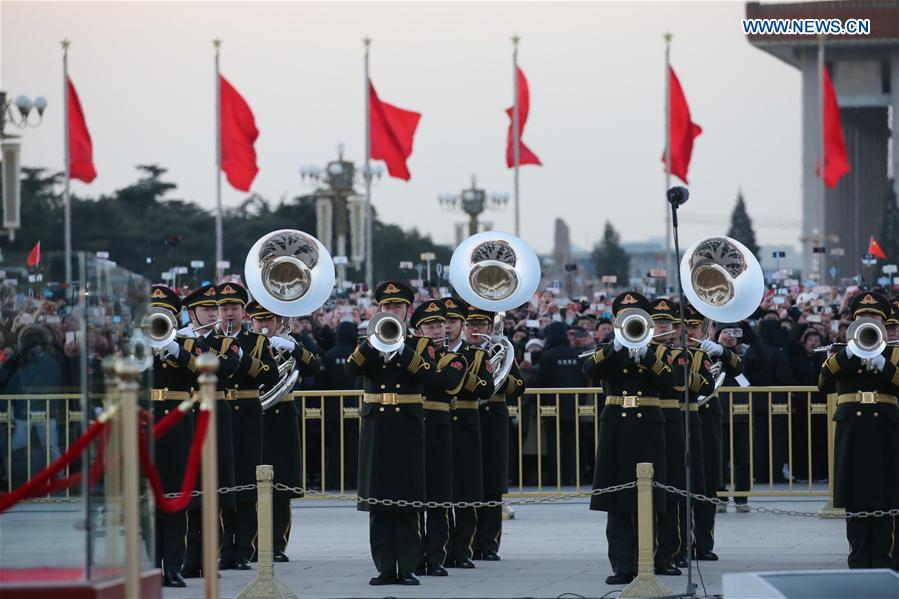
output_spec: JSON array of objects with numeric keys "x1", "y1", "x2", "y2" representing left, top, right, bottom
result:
[{"x1": 0, "y1": 386, "x2": 835, "y2": 502}]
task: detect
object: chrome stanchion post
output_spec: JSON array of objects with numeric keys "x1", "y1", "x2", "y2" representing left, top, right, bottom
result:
[
  {"x1": 197, "y1": 354, "x2": 220, "y2": 599},
  {"x1": 620, "y1": 462, "x2": 671, "y2": 598}
]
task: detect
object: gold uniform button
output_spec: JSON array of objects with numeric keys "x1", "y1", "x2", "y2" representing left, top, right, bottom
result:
[
  {"x1": 622, "y1": 390, "x2": 628, "y2": 395},
  {"x1": 382, "y1": 365, "x2": 387, "y2": 369},
  {"x1": 379, "y1": 407, "x2": 385, "y2": 412},
  {"x1": 636, "y1": 391, "x2": 642, "y2": 396},
  {"x1": 856, "y1": 411, "x2": 862, "y2": 416},
  {"x1": 395, "y1": 384, "x2": 401, "y2": 389},
  {"x1": 395, "y1": 407, "x2": 400, "y2": 413},
  {"x1": 275, "y1": 409, "x2": 279, "y2": 414},
  {"x1": 163, "y1": 387, "x2": 169, "y2": 392},
  {"x1": 164, "y1": 409, "x2": 170, "y2": 415},
  {"x1": 234, "y1": 384, "x2": 240, "y2": 389},
  {"x1": 874, "y1": 412, "x2": 879, "y2": 417},
  {"x1": 621, "y1": 412, "x2": 627, "y2": 417},
  {"x1": 637, "y1": 413, "x2": 642, "y2": 418},
  {"x1": 623, "y1": 369, "x2": 628, "y2": 374},
  {"x1": 453, "y1": 416, "x2": 458, "y2": 421},
  {"x1": 234, "y1": 405, "x2": 240, "y2": 411},
  {"x1": 485, "y1": 406, "x2": 490, "y2": 411},
  {"x1": 858, "y1": 369, "x2": 863, "y2": 374},
  {"x1": 380, "y1": 384, "x2": 386, "y2": 389},
  {"x1": 162, "y1": 363, "x2": 168, "y2": 369}
]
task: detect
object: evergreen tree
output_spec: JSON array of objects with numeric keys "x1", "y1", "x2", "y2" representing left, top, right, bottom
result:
[
  {"x1": 879, "y1": 182, "x2": 899, "y2": 261},
  {"x1": 726, "y1": 189, "x2": 760, "y2": 258},
  {"x1": 592, "y1": 221, "x2": 631, "y2": 285}
]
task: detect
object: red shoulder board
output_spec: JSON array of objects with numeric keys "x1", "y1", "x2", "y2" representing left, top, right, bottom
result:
[
  {"x1": 677, "y1": 356, "x2": 686, "y2": 366},
  {"x1": 194, "y1": 347, "x2": 202, "y2": 355},
  {"x1": 485, "y1": 359, "x2": 494, "y2": 373},
  {"x1": 704, "y1": 360, "x2": 712, "y2": 370},
  {"x1": 450, "y1": 360, "x2": 463, "y2": 370},
  {"x1": 666, "y1": 354, "x2": 673, "y2": 365},
  {"x1": 231, "y1": 344, "x2": 240, "y2": 354},
  {"x1": 428, "y1": 346, "x2": 436, "y2": 359}
]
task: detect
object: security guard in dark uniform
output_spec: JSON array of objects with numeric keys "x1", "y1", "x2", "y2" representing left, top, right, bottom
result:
[
  {"x1": 694, "y1": 311, "x2": 743, "y2": 561},
  {"x1": 345, "y1": 281, "x2": 436, "y2": 586},
  {"x1": 147, "y1": 285, "x2": 196, "y2": 588},
  {"x1": 583, "y1": 291, "x2": 674, "y2": 585},
  {"x1": 410, "y1": 300, "x2": 467, "y2": 577},
  {"x1": 247, "y1": 300, "x2": 323, "y2": 562},
  {"x1": 178, "y1": 283, "x2": 241, "y2": 579},
  {"x1": 648, "y1": 297, "x2": 684, "y2": 576},
  {"x1": 671, "y1": 303, "x2": 716, "y2": 567},
  {"x1": 216, "y1": 283, "x2": 279, "y2": 570},
  {"x1": 470, "y1": 309, "x2": 525, "y2": 562},
  {"x1": 818, "y1": 291, "x2": 899, "y2": 569},
  {"x1": 446, "y1": 304, "x2": 496, "y2": 569}
]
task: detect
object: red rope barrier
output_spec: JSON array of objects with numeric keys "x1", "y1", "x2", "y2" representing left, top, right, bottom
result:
[
  {"x1": 26, "y1": 424, "x2": 111, "y2": 498},
  {"x1": 139, "y1": 408, "x2": 209, "y2": 513},
  {"x1": 0, "y1": 418, "x2": 109, "y2": 514},
  {"x1": 151, "y1": 403, "x2": 190, "y2": 439}
]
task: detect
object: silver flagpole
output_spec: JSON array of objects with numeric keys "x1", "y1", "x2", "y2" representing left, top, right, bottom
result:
[
  {"x1": 364, "y1": 37, "x2": 373, "y2": 290},
  {"x1": 664, "y1": 32, "x2": 673, "y2": 287},
  {"x1": 512, "y1": 35, "x2": 521, "y2": 238},
  {"x1": 817, "y1": 35, "x2": 826, "y2": 279},
  {"x1": 62, "y1": 39, "x2": 72, "y2": 284},
  {"x1": 214, "y1": 39, "x2": 224, "y2": 282}
]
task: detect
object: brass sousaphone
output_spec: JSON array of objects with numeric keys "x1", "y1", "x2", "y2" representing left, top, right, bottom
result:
[
  {"x1": 449, "y1": 231, "x2": 541, "y2": 391},
  {"x1": 245, "y1": 229, "x2": 335, "y2": 411}
]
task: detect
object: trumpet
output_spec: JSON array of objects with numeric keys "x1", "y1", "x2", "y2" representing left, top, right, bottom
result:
[
  {"x1": 368, "y1": 312, "x2": 407, "y2": 362},
  {"x1": 577, "y1": 329, "x2": 676, "y2": 359},
  {"x1": 613, "y1": 308, "x2": 655, "y2": 358},
  {"x1": 814, "y1": 317, "x2": 896, "y2": 360},
  {"x1": 140, "y1": 308, "x2": 179, "y2": 348}
]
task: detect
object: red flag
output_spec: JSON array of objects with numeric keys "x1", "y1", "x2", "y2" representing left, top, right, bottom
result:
[
  {"x1": 219, "y1": 75, "x2": 259, "y2": 192},
  {"x1": 868, "y1": 236, "x2": 886, "y2": 260},
  {"x1": 505, "y1": 67, "x2": 542, "y2": 168},
  {"x1": 27, "y1": 242, "x2": 40, "y2": 269},
  {"x1": 817, "y1": 69, "x2": 850, "y2": 188},
  {"x1": 369, "y1": 81, "x2": 421, "y2": 181},
  {"x1": 663, "y1": 67, "x2": 702, "y2": 184},
  {"x1": 67, "y1": 78, "x2": 96, "y2": 183}
]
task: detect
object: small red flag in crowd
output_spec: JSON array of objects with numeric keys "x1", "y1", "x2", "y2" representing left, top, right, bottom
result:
[
  {"x1": 868, "y1": 236, "x2": 887, "y2": 260},
  {"x1": 219, "y1": 75, "x2": 259, "y2": 192},
  {"x1": 67, "y1": 78, "x2": 96, "y2": 183},
  {"x1": 369, "y1": 80, "x2": 421, "y2": 181},
  {"x1": 817, "y1": 68, "x2": 850, "y2": 188},
  {"x1": 505, "y1": 67, "x2": 542, "y2": 168},
  {"x1": 27, "y1": 241, "x2": 41, "y2": 268},
  {"x1": 663, "y1": 66, "x2": 702, "y2": 184}
]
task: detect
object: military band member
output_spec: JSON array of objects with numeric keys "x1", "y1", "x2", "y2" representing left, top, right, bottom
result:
[
  {"x1": 344, "y1": 281, "x2": 435, "y2": 586},
  {"x1": 648, "y1": 297, "x2": 684, "y2": 576},
  {"x1": 671, "y1": 304, "x2": 716, "y2": 567},
  {"x1": 247, "y1": 300, "x2": 323, "y2": 563},
  {"x1": 693, "y1": 314, "x2": 743, "y2": 561},
  {"x1": 410, "y1": 300, "x2": 466, "y2": 577},
  {"x1": 147, "y1": 286, "x2": 196, "y2": 588},
  {"x1": 446, "y1": 304, "x2": 496, "y2": 569},
  {"x1": 472, "y1": 308, "x2": 525, "y2": 562},
  {"x1": 583, "y1": 291, "x2": 674, "y2": 585},
  {"x1": 216, "y1": 283, "x2": 279, "y2": 570},
  {"x1": 818, "y1": 291, "x2": 899, "y2": 569}
]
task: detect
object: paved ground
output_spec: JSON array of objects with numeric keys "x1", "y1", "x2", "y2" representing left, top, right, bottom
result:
[{"x1": 152, "y1": 495, "x2": 847, "y2": 599}]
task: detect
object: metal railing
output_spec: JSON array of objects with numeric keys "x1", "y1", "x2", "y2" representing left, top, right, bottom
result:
[{"x1": 0, "y1": 386, "x2": 836, "y2": 502}]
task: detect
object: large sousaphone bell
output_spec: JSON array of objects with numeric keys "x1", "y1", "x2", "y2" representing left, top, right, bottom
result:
[
  {"x1": 245, "y1": 229, "x2": 335, "y2": 411},
  {"x1": 450, "y1": 231, "x2": 541, "y2": 390}
]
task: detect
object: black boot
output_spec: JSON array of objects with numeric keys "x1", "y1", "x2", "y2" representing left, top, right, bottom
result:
[{"x1": 163, "y1": 571, "x2": 186, "y2": 588}]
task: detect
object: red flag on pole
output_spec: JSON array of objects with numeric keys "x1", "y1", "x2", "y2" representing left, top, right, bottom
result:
[
  {"x1": 663, "y1": 67, "x2": 702, "y2": 184},
  {"x1": 27, "y1": 242, "x2": 41, "y2": 268},
  {"x1": 505, "y1": 67, "x2": 541, "y2": 168},
  {"x1": 868, "y1": 236, "x2": 887, "y2": 260},
  {"x1": 219, "y1": 75, "x2": 259, "y2": 192},
  {"x1": 67, "y1": 78, "x2": 96, "y2": 183},
  {"x1": 369, "y1": 81, "x2": 421, "y2": 181},
  {"x1": 817, "y1": 69, "x2": 850, "y2": 188}
]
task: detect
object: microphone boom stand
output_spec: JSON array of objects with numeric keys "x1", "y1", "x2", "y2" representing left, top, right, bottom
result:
[{"x1": 668, "y1": 186, "x2": 698, "y2": 598}]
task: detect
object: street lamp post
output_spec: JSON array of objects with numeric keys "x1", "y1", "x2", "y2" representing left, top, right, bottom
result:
[
  {"x1": 1, "y1": 91, "x2": 48, "y2": 243},
  {"x1": 439, "y1": 175, "x2": 509, "y2": 238}
]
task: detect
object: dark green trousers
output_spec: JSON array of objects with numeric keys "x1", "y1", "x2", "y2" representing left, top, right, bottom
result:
[
  {"x1": 450, "y1": 507, "x2": 478, "y2": 562},
  {"x1": 607, "y1": 511, "x2": 637, "y2": 576},
  {"x1": 419, "y1": 508, "x2": 451, "y2": 568},
  {"x1": 847, "y1": 516, "x2": 894, "y2": 569},
  {"x1": 475, "y1": 496, "x2": 503, "y2": 555},
  {"x1": 154, "y1": 510, "x2": 187, "y2": 574},
  {"x1": 221, "y1": 501, "x2": 257, "y2": 562},
  {"x1": 273, "y1": 495, "x2": 292, "y2": 553},
  {"x1": 693, "y1": 485, "x2": 719, "y2": 554},
  {"x1": 655, "y1": 500, "x2": 680, "y2": 566},
  {"x1": 370, "y1": 512, "x2": 421, "y2": 575},
  {"x1": 182, "y1": 508, "x2": 226, "y2": 573}
]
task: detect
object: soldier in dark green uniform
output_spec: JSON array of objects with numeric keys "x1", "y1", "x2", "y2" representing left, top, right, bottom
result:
[
  {"x1": 147, "y1": 285, "x2": 196, "y2": 588},
  {"x1": 345, "y1": 281, "x2": 435, "y2": 586},
  {"x1": 671, "y1": 303, "x2": 716, "y2": 567},
  {"x1": 216, "y1": 283, "x2": 279, "y2": 570},
  {"x1": 583, "y1": 291, "x2": 674, "y2": 585},
  {"x1": 818, "y1": 291, "x2": 899, "y2": 569},
  {"x1": 470, "y1": 309, "x2": 525, "y2": 562},
  {"x1": 179, "y1": 283, "x2": 241, "y2": 579},
  {"x1": 410, "y1": 300, "x2": 467, "y2": 576},
  {"x1": 445, "y1": 305, "x2": 495, "y2": 569},
  {"x1": 694, "y1": 312, "x2": 743, "y2": 561},
  {"x1": 247, "y1": 300, "x2": 322, "y2": 562}
]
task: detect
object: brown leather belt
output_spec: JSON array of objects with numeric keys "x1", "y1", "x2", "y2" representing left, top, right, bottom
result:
[
  {"x1": 215, "y1": 391, "x2": 232, "y2": 401},
  {"x1": 152, "y1": 389, "x2": 192, "y2": 401},
  {"x1": 837, "y1": 392, "x2": 898, "y2": 406},
  {"x1": 605, "y1": 396, "x2": 660, "y2": 408},
  {"x1": 486, "y1": 396, "x2": 507, "y2": 403},
  {"x1": 659, "y1": 399, "x2": 680, "y2": 409},
  {"x1": 451, "y1": 399, "x2": 479, "y2": 410},
  {"x1": 423, "y1": 400, "x2": 450, "y2": 412},
  {"x1": 229, "y1": 390, "x2": 260, "y2": 400},
  {"x1": 362, "y1": 393, "x2": 422, "y2": 405}
]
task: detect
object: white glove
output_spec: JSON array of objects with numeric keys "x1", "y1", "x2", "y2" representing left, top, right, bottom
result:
[
  {"x1": 844, "y1": 345, "x2": 856, "y2": 359},
  {"x1": 710, "y1": 361, "x2": 723, "y2": 378},
  {"x1": 865, "y1": 354, "x2": 886, "y2": 372},
  {"x1": 700, "y1": 339, "x2": 724, "y2": 357},
  {"x1": 612, "y1": 337, "x2": 624, "y2": 352},
  {"x1": 163, "y1": 340, "x2": 180, "y2": 359},
  {"x1": 269, "y1": 336, "x2": 297, "y2": 353},
  {"x1": 634, "y1": 345, "x2": 648, "y2": 361},
  {"x1": 177, "y1": 326, "x2": 196, "y2": 338}
]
